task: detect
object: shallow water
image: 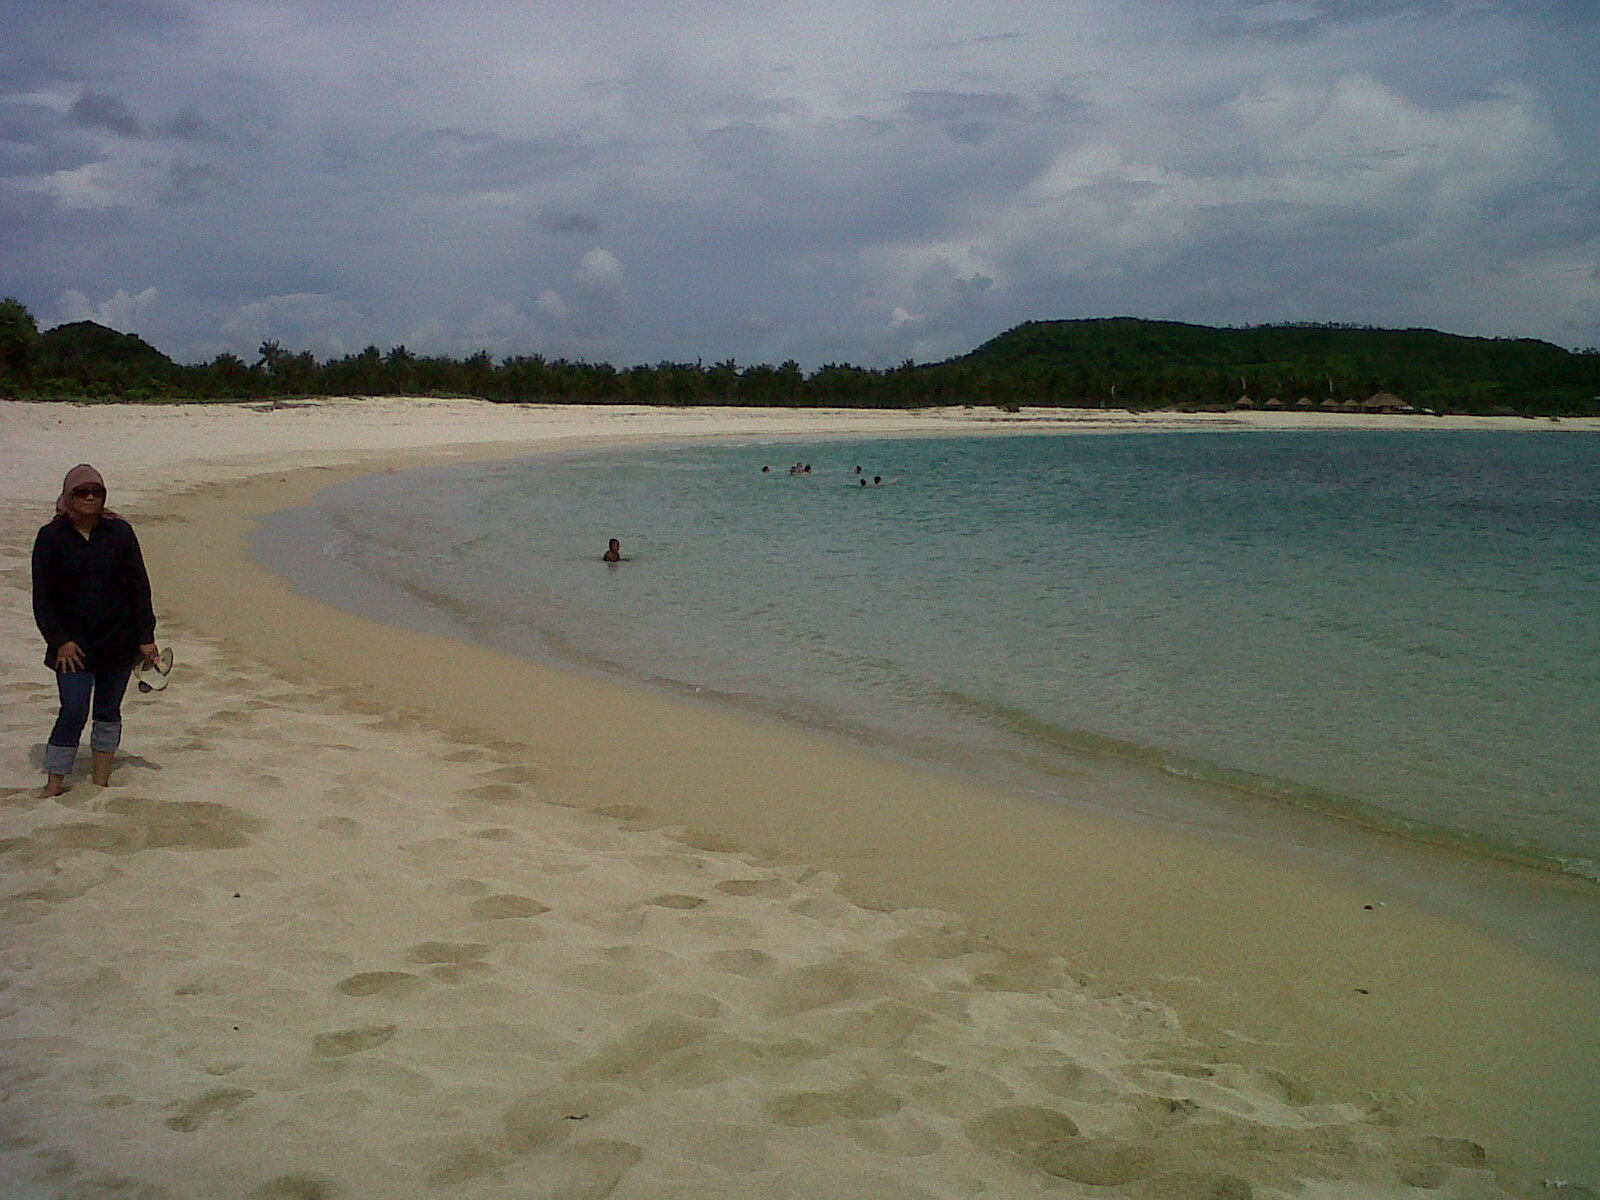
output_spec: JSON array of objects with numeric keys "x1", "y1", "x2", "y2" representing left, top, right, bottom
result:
[{"x1": 258, "y1": 429, "x2": 1600, "y2": 961}]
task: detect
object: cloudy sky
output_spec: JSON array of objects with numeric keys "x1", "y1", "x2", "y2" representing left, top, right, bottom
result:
[{"x1": 4, "y1": 1, "x2": 1598, "y2": 369}]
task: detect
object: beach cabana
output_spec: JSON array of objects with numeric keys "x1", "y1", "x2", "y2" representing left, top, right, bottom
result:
[{"x1": 1363, "y1": 391, "x2": 1411, "y2": 414}]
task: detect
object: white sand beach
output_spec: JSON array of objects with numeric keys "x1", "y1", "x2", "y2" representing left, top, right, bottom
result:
[{"x1": 2, "y1": 398, "x2": 1597, "y2": 1200}]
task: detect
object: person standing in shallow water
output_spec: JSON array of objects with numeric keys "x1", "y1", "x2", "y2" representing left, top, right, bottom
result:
[{"x1": 32, "y1": 465, "x2": 162, "y2": 797}]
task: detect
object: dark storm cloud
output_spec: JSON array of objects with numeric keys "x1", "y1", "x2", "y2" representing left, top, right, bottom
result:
[
  {"x1": 538, "y1": 209, "x2": 602, "y2": 236},
  {"x1": 67, "y1": 91, "x2": 142, "y2": 136},
  {"x1": 62, "y1": 90, "x2": 234, "y2": 144}
]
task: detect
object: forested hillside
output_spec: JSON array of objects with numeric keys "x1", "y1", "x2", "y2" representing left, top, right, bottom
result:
[
  {"x1": 935, "y1": 318, "x2": 1597, "y2": 413},
  {"x1": 2, "y1": 297, "x2": 1595, "y2": 414}
]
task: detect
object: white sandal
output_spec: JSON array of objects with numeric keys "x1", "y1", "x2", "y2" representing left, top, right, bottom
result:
[{"x1": 137, "y1": 647, "x2": 174, "y2": 693}]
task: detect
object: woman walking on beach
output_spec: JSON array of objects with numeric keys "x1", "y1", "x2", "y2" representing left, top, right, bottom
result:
[{"x1": 32, "y1": 464, "x2": 162, "y2": 797}]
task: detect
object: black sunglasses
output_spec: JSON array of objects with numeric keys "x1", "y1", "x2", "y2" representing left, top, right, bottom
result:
[{"x1": 71, "y1": 485, "x2": 106, "y2": 499}]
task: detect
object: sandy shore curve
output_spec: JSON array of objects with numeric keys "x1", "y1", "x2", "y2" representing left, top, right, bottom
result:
[{"x1": 3, "y1": 398, "x2": 1596, "y2": 1199}]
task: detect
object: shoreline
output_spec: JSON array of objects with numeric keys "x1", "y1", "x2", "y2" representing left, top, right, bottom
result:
[
  {"x1": 258, "y1": 431, "x2": 1600, "y2": 977},
  {"x1": 4, "y1": 399, "x2": 1598, "y2": 1195}
]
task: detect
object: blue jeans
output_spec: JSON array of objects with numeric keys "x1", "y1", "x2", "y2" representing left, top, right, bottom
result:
[{"x1": 44, "y1": 666, "x2": 133, "y2": 777}]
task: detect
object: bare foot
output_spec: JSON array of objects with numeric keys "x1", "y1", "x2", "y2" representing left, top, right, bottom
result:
[{"x1": 41, "y1": 775, "x2": 69, "y2": 799}]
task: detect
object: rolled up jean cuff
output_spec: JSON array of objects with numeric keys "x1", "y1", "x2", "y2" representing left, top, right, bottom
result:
[
  {"x1": 43, "y1": 742, "x2": 78, "y2": 776},
  {"x1": 90, "y1": 719, "x2": 122, "y2": 753}
]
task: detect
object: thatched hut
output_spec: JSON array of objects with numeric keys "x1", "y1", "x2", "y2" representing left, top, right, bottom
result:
[
  {"x1": 1293, "y1": 396, "x2": 1316, "y2": 410},
  {"x1": 1235, "y1": 394, "x2": 1255, "y2": 409},
  {"x1": 1363, "y1": 391, "x2": 1411, "y2": 414},
  {"x1": 1263, "y1": 396, "x2": 1285, "y2": 410}
]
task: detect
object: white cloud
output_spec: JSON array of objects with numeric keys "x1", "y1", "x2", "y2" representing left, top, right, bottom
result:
[
  {"x1": 17, "y1": 159, "x2": 142, "y2": 210},
  {"x1": 560, "y1": 248, "x2": 626, "y2": 340},
  {"x1": 216, "y1": 292, "x2": 368, "y2": 359},
  {"x1": 1226, "y1": 74, "x2": 1557, "y2": 212},
  {"x1": 57, "y1": 286, "x2": 159, "y2": 332},
  {"x1": 573, "y1": 248, "x2": 623, "y2": 289}
]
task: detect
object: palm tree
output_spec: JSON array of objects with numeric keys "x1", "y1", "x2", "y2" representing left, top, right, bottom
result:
[{"x1": 254, "y1": 340, "x2": 284, "y2": 374}]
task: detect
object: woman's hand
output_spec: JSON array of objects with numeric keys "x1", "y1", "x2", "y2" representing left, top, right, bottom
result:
[
  {"x1": 56, "y1": 641, "x2": 85, "y2": 672},
  {"x1": 139, "y1": 643, "x2": 161, "y2": 668}
]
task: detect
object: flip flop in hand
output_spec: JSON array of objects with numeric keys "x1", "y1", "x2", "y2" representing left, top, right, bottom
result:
[{"x1": 137, "y1": 647, "x2": 174, "y2": 693}]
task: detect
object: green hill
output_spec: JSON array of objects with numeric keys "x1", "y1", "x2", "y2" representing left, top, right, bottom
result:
[
  {"x1": 41, "y1": 321, "x2": 176, "y2": 382},
  {"x1": 926, "y1": 318, "x2": 1599, "y2": 413},
  {"x1": 2, "y1": 295, "x2": 1596, "y2": 413}
]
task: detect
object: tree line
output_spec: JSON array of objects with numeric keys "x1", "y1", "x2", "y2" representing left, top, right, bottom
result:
[{"x1": 3, "y1": 298, "x2": 1597, "y2": 415}]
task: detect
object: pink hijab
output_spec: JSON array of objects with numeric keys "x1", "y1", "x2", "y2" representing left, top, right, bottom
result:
[{"x1": 55, "y1": 464, "x2": 121, "y2": 519}]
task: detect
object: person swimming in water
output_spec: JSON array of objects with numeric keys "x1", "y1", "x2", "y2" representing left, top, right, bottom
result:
[{"x1": 602, "y1": 538, "x2": 623, "y2": 562}]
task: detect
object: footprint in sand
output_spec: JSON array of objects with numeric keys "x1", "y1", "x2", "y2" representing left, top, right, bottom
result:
[
  {"x1": 406, "y1": 940, "x2": 493, "y2": 982},
  {"x1": 248, "y1": 1176, "x2": 341, "y2": 1200},
  {"x1": 0, "y1": 798, "x2": 264, "y2": 864},
  {"x1": 311, "y1": 1024, "x2": 397, "y2": 1058},
  {"x1": 766, "y1": 1080, "x2": 903, "y2": 1126},
  {"x1": 964, "y1": 1106, "x2": 1166, "y2": 1188},
  {"x1": 1027, "y1": 1139, "x2": 1163, "y2": 1187},
  {"x1": 582, "y1": 1016, "x2": 711, "y2": 1082},
  {"x1": 466, "y1": 783, "x2": 523, "y2": 805},
  {"x1": 714, "y1": 877, "x2": 785, "y2": 897},
  {"x1": 1026, "y1": 1058, "x2": 1120, "y2": 1102},
  {"x1": 469, "y1": 894, "x2": 550, "y2": 919},
  {"x1": 315, "y1": 815, "x2": 360, "y2": 838},
  {"x1": 963, "y1": 1104, "x2": 1079, "y2": 1152},
  {"x1": 674, "y1": 828, "x2": 743, "y2": 853},
  {"x1": 591, "y1": 803, "x2": 658, "y2": 826},
  {"x1": 335, "y1": 971, "x2": 423, "y2": 998},
  {"x1": 707, "y1": 947, "x2": 776, "y2": 976},
  {"x1": 644, "y1": 893, "x2": 705, "y2": 910},
  {"x1": 165, "y1": 1085, "x2": 255, "y2": 1131},
  {"x1": 834, "y1": 999, "x2": 936, "y2": 1049}
]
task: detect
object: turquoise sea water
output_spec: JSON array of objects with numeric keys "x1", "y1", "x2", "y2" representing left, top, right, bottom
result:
[{"x1": 259, "y1": 430, "x2": 1600, "y2": 952}]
